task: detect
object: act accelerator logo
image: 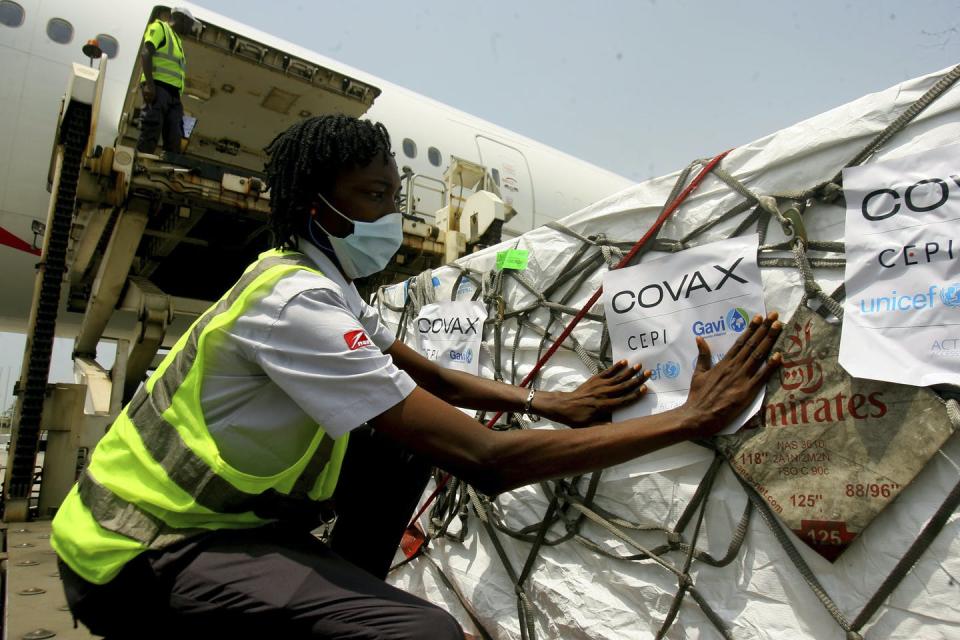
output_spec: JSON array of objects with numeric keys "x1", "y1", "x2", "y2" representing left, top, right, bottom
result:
[
  {"x1": 692, "y1": 307, "x2": 750, "y2": 338},
  {"x1": 931, "y1": 337, "x2": 960, "y2": 358}
]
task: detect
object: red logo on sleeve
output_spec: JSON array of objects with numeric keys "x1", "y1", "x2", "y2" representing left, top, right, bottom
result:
[{"x1": 343, "y1": 329, "x2": 372, "y2": 350}]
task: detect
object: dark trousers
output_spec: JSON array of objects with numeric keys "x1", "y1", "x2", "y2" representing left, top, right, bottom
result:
[
  {"x1": 138, "y1": 81, "x2": 184, "y2": 154},
  {"x1": 330, "y1": 426, "x2": 434, "y2": 579},
  {"x1": 58, "y1": 431, "x2": 447, "y2": 639}
]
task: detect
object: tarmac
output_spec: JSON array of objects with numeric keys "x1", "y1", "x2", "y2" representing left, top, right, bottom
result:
[{"x1": 5, "y1": 519, "x2": 95, "y2": 640}]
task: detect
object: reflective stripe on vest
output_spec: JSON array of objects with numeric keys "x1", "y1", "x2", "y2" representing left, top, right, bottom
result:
[
  {"x1": 72, "y1": 251, "x2": 340, "y2": 549},
  {"x1": 140, "y1": 20, "x2": 185, "y2": 91}
]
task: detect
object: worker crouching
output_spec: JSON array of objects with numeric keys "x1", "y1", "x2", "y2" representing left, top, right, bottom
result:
[{"x1": 52, "y1": 115, "x2": 782, "y2": 639}]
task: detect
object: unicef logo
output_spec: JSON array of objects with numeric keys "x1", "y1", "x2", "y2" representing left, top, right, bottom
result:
[
  {"x1": 650, "y1": 360, "x2": 681, "y2": 380},
  {"x1": 726, "y1": 307, "x2": 749, "y2": 333},
  {"x1": 940, "y1": 284, "x2": 960, "y2": 308}
]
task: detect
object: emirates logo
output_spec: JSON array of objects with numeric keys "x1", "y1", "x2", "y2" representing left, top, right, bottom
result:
[
  {"x1": 343, "y1": 329, "x2": 372, "y2": 351},
  {"x1": 779, "y1": 318, "x2": 823, "y2": 394}
]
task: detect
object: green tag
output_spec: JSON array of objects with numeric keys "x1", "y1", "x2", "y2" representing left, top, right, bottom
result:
[{"x1": 496, "y1": 249, "x2": 529, "y2": 271}]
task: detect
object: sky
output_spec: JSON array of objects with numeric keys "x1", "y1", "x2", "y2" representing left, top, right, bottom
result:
[
  {"x1": 195, "y1": 0, "x2": 956, "y2": 181},
  {"x1": 1, "y1": 0, "x2": 958, "y2": 408}
]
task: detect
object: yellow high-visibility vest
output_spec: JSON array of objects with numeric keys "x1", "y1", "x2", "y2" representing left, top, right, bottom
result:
[
  {"x1": 140, "y1": 19, "x2": 186, "y2": 92},
  {"x1": 51, "y1": 250, "x2": 350, "y2": 585}
]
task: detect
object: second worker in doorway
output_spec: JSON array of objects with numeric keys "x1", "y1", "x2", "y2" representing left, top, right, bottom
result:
[{"x1": 138, "y1": 6, "x2": 194, "y2": 154}]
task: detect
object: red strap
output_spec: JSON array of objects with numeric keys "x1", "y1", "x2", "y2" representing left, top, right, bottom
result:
[
  {"x1": 405, "y1": 150, "x2": 732, "y2": 537},
  {"x1": 0, "y1": 225, "x2": 41, "y2": 256}
]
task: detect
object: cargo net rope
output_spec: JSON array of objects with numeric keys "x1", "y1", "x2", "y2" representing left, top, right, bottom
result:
[{"x1": 374, "y1": 65, "x2": 960, "y2": 640}]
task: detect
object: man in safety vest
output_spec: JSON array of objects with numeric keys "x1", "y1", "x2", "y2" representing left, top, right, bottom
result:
[
  {"x1": 137, "y1": 7, "x2": 193, "y2": 154},
  {"x1": 51, "y1": 115, "x2": 783, "y2": 638}
]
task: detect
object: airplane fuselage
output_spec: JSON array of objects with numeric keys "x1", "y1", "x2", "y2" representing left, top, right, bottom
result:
[{"x1": 0, "y1": 0, "x2": 634, "y2": 332}]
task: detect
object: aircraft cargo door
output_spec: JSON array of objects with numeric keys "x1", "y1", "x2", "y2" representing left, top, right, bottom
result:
[{"x1": 475, "y1": 135, "x2": 534, "y2": 237}]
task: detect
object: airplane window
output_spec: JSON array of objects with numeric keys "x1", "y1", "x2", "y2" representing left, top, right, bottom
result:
[
  {"x1": 402, "y1": 138, "x2": 417, "y2": 159},
  {"x1": 491, "y1": 168, "x2": 501, "y2": 187},
  {"x1": 46, "y1": 17, "x2": 73, "y2": 44},
  {"x1": 97, "y1": 33, "x2": 119, "y2": 58},
  {"x1": 428, "y1": 146, "x2": 442, "y2": 167},
  {"x1": 0, "y1": 1, "x2": 25, "y2": 27}
]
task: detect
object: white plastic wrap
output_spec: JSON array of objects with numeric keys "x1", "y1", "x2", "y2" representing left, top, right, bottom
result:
[{"x1": 383, "y1": 66, "x2": 960, "y2": 639}]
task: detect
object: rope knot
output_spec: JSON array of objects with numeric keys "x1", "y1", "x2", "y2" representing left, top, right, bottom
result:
[
  {"x1": 820, "y1": 182, "x2": 843, "y2": 203},
  {"x1": 599, "y1": 237, "x2": 624, "y2": 268},
  {"x1": 757, "y1": 195, "x2": 782, "y2": 220},
  {"x1": 407, "y1": 271, "x2": 438, "y2": 314},
  {"x1": 804, "y1": 278, "x2": 823, "y2": 296},
  {"x1": 946, "y1": 398, "x2": 960, "y2": 429}
]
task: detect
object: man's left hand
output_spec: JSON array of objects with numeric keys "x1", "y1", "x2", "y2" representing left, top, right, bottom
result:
[{"x1": 537, "y1": 360, "x2": 649, "y2": 428}]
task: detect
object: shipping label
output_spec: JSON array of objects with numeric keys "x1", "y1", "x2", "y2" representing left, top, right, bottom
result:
[
  {"x1": 721, "y1": 304, "x2": 956, "y2": 561},
  {"x1": 839, "y1": 142, "x2": 960, "y2": 386},
  {"x1": 415, "y1": 301, "x2": 487, "y2": 376},
  {"x1": 603, "y1": 235, "x2": 766, "y2": 475}
]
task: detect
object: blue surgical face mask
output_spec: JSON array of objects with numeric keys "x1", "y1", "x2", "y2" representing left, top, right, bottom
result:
[{"x1": 310, "y1": 193, "x2": 403, "y2": 279}]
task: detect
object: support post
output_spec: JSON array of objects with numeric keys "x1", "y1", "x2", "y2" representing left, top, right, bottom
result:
[
  {"x1": 73, "y1": 198, "x2": 150, "y2": 358},
  {"x1": 120, "y1": 277, "x2": 173, "y2": 401}
]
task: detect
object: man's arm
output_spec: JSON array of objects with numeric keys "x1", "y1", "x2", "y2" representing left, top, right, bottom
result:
[
  {"x1": 386, "y1": 339, "x2": 647, "y2": 427},
  {"x1": 372, "y1": 313, "x2": 782, "y2": 495},
  {"x1": 140, "y1": 41, "x2": 156, "y2": 103}
]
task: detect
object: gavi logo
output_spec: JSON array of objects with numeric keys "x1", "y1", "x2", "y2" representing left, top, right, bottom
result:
[
  {"x1": 691, "y1": 307, "x2": 750, "y2": 338},
  {"x1": 343, "y1": 329, "x2": 372, "y2": 351},
  {"x1": 448, "y1": 349, "x2": 474, "y2": 364}
]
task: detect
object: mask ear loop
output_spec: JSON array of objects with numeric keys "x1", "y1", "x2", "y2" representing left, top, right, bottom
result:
[
  {"x1": 307, "y1": 206, "x2": 336, "y2": 254},
  {"x1": 314, "y1": 193, "x2": 356, "y2": 237}
]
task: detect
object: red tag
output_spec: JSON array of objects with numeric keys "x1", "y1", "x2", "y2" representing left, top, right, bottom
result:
[
  {"x1": 343, "y1": 329, "x2": 371, "y2": 351},
  {"x1": 400, "y1": 523, "x2": 427, "y2": 559},
  {"x1": 793, "y1": 519, "x2": 856, "y2": 562}
]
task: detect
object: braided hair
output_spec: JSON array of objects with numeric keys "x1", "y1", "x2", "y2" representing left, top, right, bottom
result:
[{"x1": 263, "y1": 114, "x2": 393, "y2": 249}]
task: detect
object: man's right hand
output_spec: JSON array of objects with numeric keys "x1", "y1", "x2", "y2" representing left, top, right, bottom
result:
[
  {"x1": 142, "y1": 83, "x2": 156, "y2": 104},
  {"x1": 680, "y1": 312, "x2": 782, "y2": 438}
]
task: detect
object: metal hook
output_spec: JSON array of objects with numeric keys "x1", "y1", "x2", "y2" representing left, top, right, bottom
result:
[{"x1": 782, "y1": 206, "x2": 808, "y2": 246}]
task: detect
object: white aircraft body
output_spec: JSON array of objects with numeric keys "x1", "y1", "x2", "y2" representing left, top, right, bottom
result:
[{"x1": 0, "y1": 0, "x2": 634, "y2": 333}]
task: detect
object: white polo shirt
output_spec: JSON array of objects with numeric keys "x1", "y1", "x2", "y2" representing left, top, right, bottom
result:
[{"x1": 198, "y1": 241, "x2": 416, "y2": 476}]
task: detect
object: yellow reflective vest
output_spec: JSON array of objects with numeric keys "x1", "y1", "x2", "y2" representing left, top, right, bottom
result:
[
  {"x1": 51, "y1": 250, "x2": 350, "y2": 585},
  {"x1": 140, "y1": 19, "x2": 186, "y2": 92}
]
